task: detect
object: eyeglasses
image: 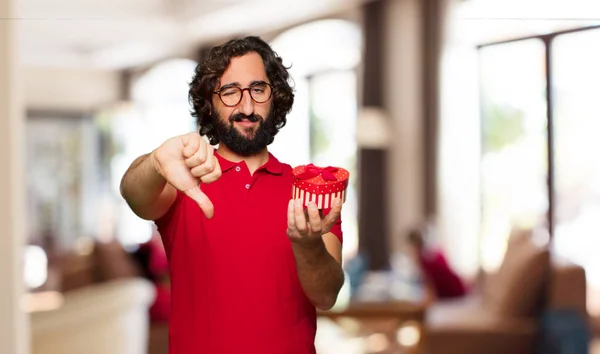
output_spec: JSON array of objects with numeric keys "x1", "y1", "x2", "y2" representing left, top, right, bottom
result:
[{"x1": 213, "y1": 82, "x2": 273, "y2": 107}]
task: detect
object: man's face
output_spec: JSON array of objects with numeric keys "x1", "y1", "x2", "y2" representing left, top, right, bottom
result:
[{"x1": 212, "y1": 52, "x2": 274, "y2": 156}]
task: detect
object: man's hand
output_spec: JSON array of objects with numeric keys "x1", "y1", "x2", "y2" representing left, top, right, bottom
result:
[
  {"x1": 287, "y1": 197, "x2": 344, "y2": 310},
  {"x1": 286, "y1": 198, "x2": 342, "y2": 246},
  {"x1": 151, "y1": 132, "x2": 221, "y2": 218}
]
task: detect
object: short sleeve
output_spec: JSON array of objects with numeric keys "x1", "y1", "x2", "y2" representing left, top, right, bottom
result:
[
  {"x1": 154, "y1": 190, "x2": 184, "y2": 253},
  {"x1": 322, "y1": 207, "x2": 343, "y2": 245}
]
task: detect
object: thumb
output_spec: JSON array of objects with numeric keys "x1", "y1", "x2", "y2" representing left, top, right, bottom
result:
[{"x1": 184, "y1": 185, "x2": 215, "y2": 219}]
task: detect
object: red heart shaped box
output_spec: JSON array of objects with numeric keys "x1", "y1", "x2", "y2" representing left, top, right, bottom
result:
[{"x1": 291, "y1": 164, "x2": 350, "y2": 209}]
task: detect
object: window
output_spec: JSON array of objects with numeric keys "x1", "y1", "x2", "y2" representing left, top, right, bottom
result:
[
  {"x1": 270, "y1": 19, "x2": 362, "y2": 258},
  {"x1": 478, "y1": 25, "x2": 600, "y2": 315},
  {"x1": 108, "y1": 58, "x2": 198, "y2": 247},
  {"x1": 26, "y1": 113, "x2": 100, "y2": 249},
  {"x1": 551, "y1": 28, "x2": 600, "y2": 314},
  {"x1": 479, "y1": 39, "x2": 548, "y2": 271}
]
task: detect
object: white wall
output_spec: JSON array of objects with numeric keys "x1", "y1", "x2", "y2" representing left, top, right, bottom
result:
[
  {"x1": 437, "y1": 4, "x2": 482, "y2": 278},
  {"x1": 382, "y1": 0, "x2": 480, "y2": 278},
  {"x1": 24, "y1": 67, "x2": 121, "y2": 111},
  {"x1": 384, "y1": 0, "x2": 425, "y2": 253},
  {"x1": 0, "y1": 0, "x2": 30, "y2": 352}
]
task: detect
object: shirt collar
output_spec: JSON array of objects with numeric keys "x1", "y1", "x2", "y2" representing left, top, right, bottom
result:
[
  {"x1": 215, "y1": 151, "x2": 283, "y2": 175},
  {"x1": 261, "y1": 153, "x2": 283, "y2": 174},
  {"x1": 215, "y1": 151, "x2": 237, "y2": 173}
]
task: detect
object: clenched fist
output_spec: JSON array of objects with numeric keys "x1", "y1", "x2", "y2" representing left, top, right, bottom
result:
[{"x1": 151, "y1": 132, "x2": 222, "y2": 218}]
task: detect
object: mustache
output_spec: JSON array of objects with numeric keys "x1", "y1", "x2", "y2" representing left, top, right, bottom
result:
[{"x1": 230, "y1": 113, "x2": 262, "y2": 123}]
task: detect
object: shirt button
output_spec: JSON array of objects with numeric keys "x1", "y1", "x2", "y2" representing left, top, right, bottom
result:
[
  {"x1": 235, "y1": 166, "x2": 241, "y2": 172},
  {"x1": 245, "y1": 184, "x2": 251, "y2": 189}
]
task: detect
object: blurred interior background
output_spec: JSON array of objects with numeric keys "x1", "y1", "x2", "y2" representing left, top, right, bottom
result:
[{"x1": 2, "y1": 0, "x2": 600, "y2": 353}]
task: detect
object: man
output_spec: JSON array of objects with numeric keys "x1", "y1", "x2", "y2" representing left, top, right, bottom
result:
[{"x1": 120, "y1": 36, "x2": 345, "y2": 354}]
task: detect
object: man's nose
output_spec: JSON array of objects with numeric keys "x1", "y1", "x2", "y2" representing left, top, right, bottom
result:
[{"x1": 237, "y1": 89, "x2": 255, "y2": 116}]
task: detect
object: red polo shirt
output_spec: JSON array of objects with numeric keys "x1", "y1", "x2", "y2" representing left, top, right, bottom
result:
[{"x1": 155, "y1": 152, "x2": 343, "y2": 354}]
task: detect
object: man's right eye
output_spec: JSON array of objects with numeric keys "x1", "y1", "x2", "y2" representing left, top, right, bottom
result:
[{"x1": 222, "y1": 90, "x2": 237, "y2": 96}]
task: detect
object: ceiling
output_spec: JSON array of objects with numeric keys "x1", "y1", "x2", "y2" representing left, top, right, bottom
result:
[
  {"x1": 16, "y1": 0, "x2": 370, "y2": 70},
  {"x1": 19, "y1": 0, "x2": 600, "y2": 71},
  {"x1": 456, "y1": 0, "x2": 600, "y2": 44}
]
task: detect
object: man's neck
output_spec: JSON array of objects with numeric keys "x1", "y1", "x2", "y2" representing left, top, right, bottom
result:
[{"x1": 217, "y1": 145, "x2": 270, "y2": 175}]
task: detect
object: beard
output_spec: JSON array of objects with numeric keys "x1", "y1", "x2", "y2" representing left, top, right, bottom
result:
[{"x1": 212, "y1": 108, "x2": 277, "y2": 157}]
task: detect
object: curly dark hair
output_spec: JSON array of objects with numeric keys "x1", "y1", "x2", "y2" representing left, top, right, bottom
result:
[{"x1": 189, "y1": 36, "x2": 294, "y2": 145}]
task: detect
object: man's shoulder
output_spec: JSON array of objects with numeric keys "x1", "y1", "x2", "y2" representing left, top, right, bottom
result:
[
  {"x1": 280, "y1": 162, "x2": 293, "y2": 173},
  {"x1": 266, "y1": 152, "x2": 294, "y2": 174}
]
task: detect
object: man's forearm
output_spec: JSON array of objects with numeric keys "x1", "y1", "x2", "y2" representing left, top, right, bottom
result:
[
  {"x1": 120, "y1": 153, "x2": 168, "y2": 215},
  {"x1": 292, "y1": 240, "x2": 344, "y2": 311}
]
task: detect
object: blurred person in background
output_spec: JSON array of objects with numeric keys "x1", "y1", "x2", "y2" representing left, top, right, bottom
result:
[
  {"x1": 407, "y1": 220, "x2": 468, "y2": 302},
  {"x1": 131, "y1": 228, "x2": 171, "y2": 323},
  {"x1": 120, "y1": 36, "x2": 344, "y2": 354}
]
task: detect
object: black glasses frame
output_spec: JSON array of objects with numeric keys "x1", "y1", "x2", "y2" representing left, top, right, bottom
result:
[{"x1": 213, "y1": 82, "x2": 273, "y2": 107}]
